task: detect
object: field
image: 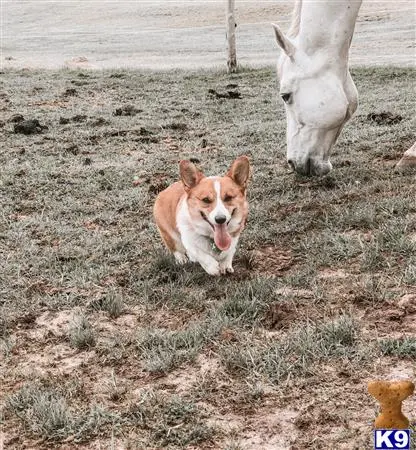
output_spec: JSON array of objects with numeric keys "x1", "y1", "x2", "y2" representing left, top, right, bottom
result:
[
  {"x1": 0, "y1": 66, "x2": 415, "y2": 449},
  {"x1": 3, "y1": 0, "x2": 415, "y2": 69}
]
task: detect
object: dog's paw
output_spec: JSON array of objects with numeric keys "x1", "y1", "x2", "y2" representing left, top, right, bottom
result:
[
  {"x1": 174, "y1": 252, "x2": 187, "y2": 265},
  {"x1": 219, "y1": 261, "x2": 234, "y2": 275},
  {"x1": 220, "y1": 266, "x2": 234, "y2": 275}
]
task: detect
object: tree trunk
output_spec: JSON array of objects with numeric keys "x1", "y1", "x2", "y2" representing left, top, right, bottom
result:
[{"x1": 226, "y1": 0, "x2": 237, "y2": 73}]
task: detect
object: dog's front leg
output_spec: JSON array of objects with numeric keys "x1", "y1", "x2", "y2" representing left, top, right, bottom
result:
[
  {"x1": 180, "y1": 231, "x2": 221, "y2": 275},
  {"x1": 219, "y1": 237, "x2": 238, "y2": 274},
  {"x1": 188, "y1": 249, "x2": 220, "y2": 276}
]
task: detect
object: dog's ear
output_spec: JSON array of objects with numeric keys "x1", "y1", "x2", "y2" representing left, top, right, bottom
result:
[
  {"x1": 179, "y1": 160, "x2": 204, "y2": 191},
  {"x1": 226, "y1": 156, "x2": 251, "y2": 192}
]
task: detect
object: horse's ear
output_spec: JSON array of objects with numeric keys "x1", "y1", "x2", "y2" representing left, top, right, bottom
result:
[{"x1": 272, "y1": 23, "x2": 295, "y2": 59}]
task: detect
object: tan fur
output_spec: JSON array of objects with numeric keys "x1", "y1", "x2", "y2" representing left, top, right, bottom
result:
[
  {"x1": 154, "y1": 177, "x2": 247, "y2": 250},
  {"x1": 226, "y1": 156, "x2": 251, "y2": 193},
  {"x1": 186, "y1": 176, "x2": 247, "y2": 228},
  {"x1": 153, "y1": 157, "x2": 250, "y2": 275},
  {"x1": 153, "y1": 182, "x2": 185, "y2": 252}
]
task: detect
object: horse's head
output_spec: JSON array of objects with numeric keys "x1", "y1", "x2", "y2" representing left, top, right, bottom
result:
[{"x1": 273, "y1": 24, "x2": 358, "y2": 176}]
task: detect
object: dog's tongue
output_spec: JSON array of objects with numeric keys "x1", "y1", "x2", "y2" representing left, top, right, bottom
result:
[{"x1": 214, "y1": 224, "x2": 231, "y2": 251}]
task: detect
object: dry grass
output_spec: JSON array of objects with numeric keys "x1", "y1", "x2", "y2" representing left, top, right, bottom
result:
[{"x1": 0, "y1": 66, "x2": 415, "y2": 449}]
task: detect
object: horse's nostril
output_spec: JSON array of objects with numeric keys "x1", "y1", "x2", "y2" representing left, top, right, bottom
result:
[
  {"x1": 305, "y1": 158, "x2": 312, "y2": 175},
  {"x1": 288, "y1": 159, "x2": 295, "y2": 171}
]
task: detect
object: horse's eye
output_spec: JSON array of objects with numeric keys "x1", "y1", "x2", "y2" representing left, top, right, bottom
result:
[
  {"x1": 202, "y1": 197, "x2": 212, "y2": 204},
  {"x1": 281, "y1": 93, "x2": 292, "y2": 104}
]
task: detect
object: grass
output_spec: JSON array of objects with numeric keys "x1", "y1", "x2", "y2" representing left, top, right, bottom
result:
[
  {"x1": 136, "y1": 314, "x2": 227, "y2": 373},
  {"x1": 5, "y1": 383, "x2": 118, "y2": 443},
  {"x1": 220, "y1": 314, "x2": 362, "y2": 383},
  {"x1": 89, "y1": 288, "x2": 125, "y2": 318},
  {"x1": 380, "y1": 337, "x2": 416, "y2": 358},
  {"x1": 126, "y1": 390, "x2": 214, "y2": 447},
  {"x1": 7, "y1": 385, "x2": 74, "y2": 440},
  {"x1": 218, "y1": 278, "x2": 281, "y2": 327},
  {"x1": 5, "y1": 382, "x2": 212, "y2": 447},
  {"x1": 404, "y1": 260, "x2": 416, "y2": 285},
  {"x1": 68, "y1": 314, "x2": 96, "y2": 349},
  {"x1": 0, "y1": 66, "x2": 415, "y2": 449},
  {"x1": 350, "y1": 275, "x2": 388, "y2": 306}
]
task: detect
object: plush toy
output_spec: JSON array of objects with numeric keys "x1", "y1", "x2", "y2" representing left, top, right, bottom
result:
[{"x1": 368, "y1": 380, "x2": 415, "y2": 429}]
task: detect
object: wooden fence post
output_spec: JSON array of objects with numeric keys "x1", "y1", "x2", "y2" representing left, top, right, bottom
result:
[{"x1": 226, "y1": 0, "x2": 237, "y2": 72}]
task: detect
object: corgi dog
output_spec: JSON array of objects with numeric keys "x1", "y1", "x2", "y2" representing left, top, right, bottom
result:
[{"x1": 153, "y1": 156, "x2": 250, "y2": 276}]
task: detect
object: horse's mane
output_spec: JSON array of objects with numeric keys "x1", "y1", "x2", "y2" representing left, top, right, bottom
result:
[{"x1": 287, "y1": 0, "x2": 302, "y2": 38}]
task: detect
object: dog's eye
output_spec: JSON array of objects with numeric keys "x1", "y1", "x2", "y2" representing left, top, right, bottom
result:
[
  {"x1": 281, "y1": 93, "x2": 292, "y2": 104},
  {"x1": 224, "y1": 195, "x2": 234, "y2": 202},
  {"x1": 201, "y1": 197, "x2": 212, "y2": 204}
]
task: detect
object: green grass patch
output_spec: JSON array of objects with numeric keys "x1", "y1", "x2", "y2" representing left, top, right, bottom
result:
[
  {"x1": 126, "y1": 390, "x2": 214, "y2": 447},
  {"x1": 6, "y1": 383, "x2": 118, "y2": 443},
  {"x1": 221, "y1": 314, "x2": 364, "y2": 383},
  {"x1": 380, "y1": 337, "x2": 416, "y2": 358},
  {"x1": 68, "y1": 315, "x2": 96, "y2": 349},
  {"x1": 136, "y1": 315, "x2": 226, "y2": 373}
]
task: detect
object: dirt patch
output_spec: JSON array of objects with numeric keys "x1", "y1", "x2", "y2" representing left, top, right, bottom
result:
[
  {"x1": 113, "y1": 105, "x2": 141, "y2": 117},
  {"x1": 160, "y1": 355, "x2": 221, "y2": 395},
  {"x1": 364, "y1": 298, "x2": 416, "y2": 336},
  {"x1": 17, "y1": 342, "x2": 95, "y2": 378},
  {"x1": 241, "y1": 408, "x2": 299, "y2": 450},
  {"x1": 30, "y1": 310, "x2": 74, "y2": 339},
  {"x1": 398, "y1": 294, "x2": 416, "y2": 314},
  {"x1": 208, "y1": 88, "x2": 242, "y2": 99},
  {"x1": 13, "y1": 118, "x2": 47, "y2": 135},
  {"x1": 262, "y1": 301, "x2": 298, "y2": 330},
  {"x1": 367, "y1": 111, "x2": 403, "y2": 125},
  {"x1": 59, "y1": 114, "x2": 88, "y2": 124},
  {"x1": 251, "y1": 246, "x2": 294, "y2": 276},
  {"x1": 145, "y1": 173, "x2": 171, "y2": 196},
  {"x1": 206, "y1": 407, "x2": 298, "y2": 450}
]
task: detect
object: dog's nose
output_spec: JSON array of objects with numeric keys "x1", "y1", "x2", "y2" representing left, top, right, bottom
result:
[{"x1": 215, "y1": 214, "x2": 227, "y2": 224}]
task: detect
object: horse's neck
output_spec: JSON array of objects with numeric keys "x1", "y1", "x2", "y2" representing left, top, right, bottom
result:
[{"x1": 297, "y1": 0, "x2": 363, "y2": 63}]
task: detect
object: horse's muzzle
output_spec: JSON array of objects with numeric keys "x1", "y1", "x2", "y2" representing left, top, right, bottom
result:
[{"x1": 288, "y1": 158, "x2": 332, "y2": 177}]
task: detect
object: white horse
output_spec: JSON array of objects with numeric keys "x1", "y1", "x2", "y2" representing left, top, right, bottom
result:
[{"x1": 272, "y1": 0, "x2": 416, "y2": 176}]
